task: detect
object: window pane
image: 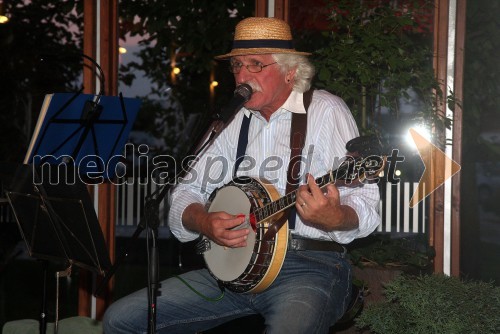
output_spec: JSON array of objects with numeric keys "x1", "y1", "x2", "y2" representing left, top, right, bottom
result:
[{"x1": 461, "y1": 0, "x2": 500, "y2": 284}]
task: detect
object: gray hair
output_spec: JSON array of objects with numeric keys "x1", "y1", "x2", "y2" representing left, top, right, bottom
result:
[{"x1": 272, "y1": 54, "x2": 315, "y2": 93}]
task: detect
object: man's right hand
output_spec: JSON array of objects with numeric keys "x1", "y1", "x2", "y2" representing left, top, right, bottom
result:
[{"x1": 182, "y1": 203, "x2": 249, "y2": 248}]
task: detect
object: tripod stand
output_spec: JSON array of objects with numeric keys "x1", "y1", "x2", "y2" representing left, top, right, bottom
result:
[{"x1": 1, "y1": 163, "x2": 112, "y2": 333}]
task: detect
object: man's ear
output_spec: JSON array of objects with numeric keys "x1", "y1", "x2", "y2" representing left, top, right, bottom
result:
[{"x1": 286, "y1": 68, "x2": 297, "y2": 83}]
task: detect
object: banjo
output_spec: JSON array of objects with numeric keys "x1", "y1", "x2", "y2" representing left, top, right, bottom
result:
[{"x1": 196, "y1": 154, "x2": 385, "y2": 293}]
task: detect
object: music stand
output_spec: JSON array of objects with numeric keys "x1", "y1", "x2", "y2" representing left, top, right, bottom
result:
[
  {"x1": 4, "y1": 90, "x2": 140, "y2": 333},
  {"x1": 24, "y1": 92, "x2": 141, "y2": 179},
  {"x1": 0, "y1": 162, "x2": 112, "y2": 333}
]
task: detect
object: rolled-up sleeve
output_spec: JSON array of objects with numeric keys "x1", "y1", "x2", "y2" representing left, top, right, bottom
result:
[
  {"x1": 296, "y1": 90, "x2": 381, "y2": 243},
  {"x1": 167, "y1": 113, "x2": 242, "y2": 243},
  {"x1": 333, "y1": 183, "x2": 381, "y2": 243},
  {"x1": 168, "y1": 188, "x2": 205, "y2": 242}
]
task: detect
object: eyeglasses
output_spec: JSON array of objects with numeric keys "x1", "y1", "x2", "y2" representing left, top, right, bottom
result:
[{"x1": 229, "y1": 62, "x2": 277, "y2": 74}]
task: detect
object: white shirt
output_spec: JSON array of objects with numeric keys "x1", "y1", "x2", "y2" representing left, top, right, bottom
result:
[{"x1": 168, "y1": 90, "x2": 381, "y2": 244}]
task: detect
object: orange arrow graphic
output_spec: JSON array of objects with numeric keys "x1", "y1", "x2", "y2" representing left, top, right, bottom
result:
[{"x1": 409, "y1": 128, "x2": 461, "y2": 208}]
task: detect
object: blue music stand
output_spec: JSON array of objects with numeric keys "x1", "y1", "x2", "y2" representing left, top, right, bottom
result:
[
  {"x1": 24, "y1": 92, "x2": 141, "y2": 179},
  {"x1": 9, "y1": 91, "x2": 140, "y2": 333}
]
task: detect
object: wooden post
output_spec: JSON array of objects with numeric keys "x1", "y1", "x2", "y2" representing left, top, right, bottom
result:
[
  {"x1": 79, "y1": 0, "x2": 118, "y2": 320},
  {"x1": 274, "y1": 0, "x2": 289, "y2": 21},
  {"x1": 450, "y1": 0, "x2": 466, "y2": 277},
  {"x1": 255, "y1": 0, "x2": 267, "y2": 17}
]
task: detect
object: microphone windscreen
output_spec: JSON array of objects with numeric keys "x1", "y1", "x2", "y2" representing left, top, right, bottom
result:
[
  {"x1": 234, "y1": 84, "x2": 253, "y2": 101},
  {"x1": 218, "y1": 84, "x2": 253, "y2": 123}
]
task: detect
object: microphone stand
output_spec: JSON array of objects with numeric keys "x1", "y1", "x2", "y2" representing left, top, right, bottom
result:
[
  {"x1": 95, "y1": 84, "x2": 252, "y2": 333},
  {"x1": 94, "y1": 117, "x2": 225, "y2": 333},
  {"x1": 145, "y1": 199, "x2": 160, "y2": 334}
]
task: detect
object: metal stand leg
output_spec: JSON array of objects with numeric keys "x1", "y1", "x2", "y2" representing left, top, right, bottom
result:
[{"x1": 39, "y1": 261, "x2": 48, "y2": 334}]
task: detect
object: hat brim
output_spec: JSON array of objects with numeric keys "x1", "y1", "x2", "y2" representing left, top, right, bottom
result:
[{"x1": 215, "y1": 48, "x2": 311, "y2": 60}]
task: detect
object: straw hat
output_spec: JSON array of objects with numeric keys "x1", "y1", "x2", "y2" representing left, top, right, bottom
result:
[{"x1": 215, "y1": 17, "x2": 311, "y2": 59}]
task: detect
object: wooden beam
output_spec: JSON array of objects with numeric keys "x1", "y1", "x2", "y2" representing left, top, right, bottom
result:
[
  {"x1": 255, "y1": 0, "x2": 267, "y2": 17},
  {"x1": 94, "y1": 0, "x2": 119, "y2": 320},
  {"x1": 83, "y1": 0, "x2": 96, "y2": 96},
  {"x1": 431, "y1": 0, "x2": 450, "y2": 274},
  {"x1": 78, "y1": 0, "x2": 97, "y2": 318},
  {"x1": 254, "y1": 0, "x2": 290, "y2": 21},
  {"x1": 100, "y1": 0, "x2": 119, "y2": 96},
  {"x1": 274, "y1": 0, "x2": 289, "y2": 21},
  {"x1": 79, "y1": 0, "x2": 118, "y2": 320},
  {"x1": 431, "y1": 0, "x2": 466, "y2": 276}
]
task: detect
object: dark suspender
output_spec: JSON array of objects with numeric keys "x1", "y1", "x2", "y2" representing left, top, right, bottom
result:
[
  {"x1": 234, "y1": 113, "x2": 253, "y2": 177},
  {"x1": 235, "y1": 89, "x2": 314, "y2": 230}
]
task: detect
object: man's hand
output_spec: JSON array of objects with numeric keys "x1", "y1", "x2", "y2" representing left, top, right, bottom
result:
[
  {"x1": 182, "y1": 203, "x2": 249, "y2": 248},
  {"x1": 295, "y1": 174, "x2": 359, "y2": 231}
]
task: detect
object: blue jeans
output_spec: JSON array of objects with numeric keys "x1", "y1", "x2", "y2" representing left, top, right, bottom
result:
[{"x1": 103, "y1": 250, "x2": 352, "y2": 334}]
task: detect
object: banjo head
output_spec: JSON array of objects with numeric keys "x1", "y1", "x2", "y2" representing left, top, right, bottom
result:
[{"x1": 204, "y1": 185, "x2": 256, "y2": 282}]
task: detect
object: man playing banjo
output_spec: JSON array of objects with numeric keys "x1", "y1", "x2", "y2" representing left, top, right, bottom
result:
[{"x1": 104, "y1": 17, "x2": 381, "y2": 334}]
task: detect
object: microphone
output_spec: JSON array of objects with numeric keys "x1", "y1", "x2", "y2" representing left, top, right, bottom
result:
[
  {"x1": 217, "y1": 84, "x2": 253, "y2": 124},
  {"x1": 185, "y1": 84, "x2": 252, "y2": 162}
]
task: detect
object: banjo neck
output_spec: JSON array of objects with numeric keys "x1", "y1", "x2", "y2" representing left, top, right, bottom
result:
[{"x1": 252, "y1": 155, "x2": 384, "y2": 225}]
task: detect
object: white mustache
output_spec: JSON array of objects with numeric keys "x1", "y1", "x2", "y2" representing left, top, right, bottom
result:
[{"x1": 244, "y1": 82, "x2": 262, "y2": 93}]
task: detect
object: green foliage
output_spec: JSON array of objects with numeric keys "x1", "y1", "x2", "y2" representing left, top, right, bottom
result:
[
  {"x1": 349, "y1": 234, "x2": 434, "y2": 272},
  {"x1": 118, "y1": 1, "x2": 252, "y2": 96},
  {"x1": 312, "y1": 0, "x2": 443, "y2": 135},
  {"x1": 0, "y1": 1, "x2": 83, "y2": 162},
  {"x1": 118, "y1": 0, "x2": 253, "y2": 156},
  {"x1": 119, "y1": 0, "x2": 249, "y2": 84},
  {"x1": 356, "y1": 274, "x2": 500, "y2": 334}
]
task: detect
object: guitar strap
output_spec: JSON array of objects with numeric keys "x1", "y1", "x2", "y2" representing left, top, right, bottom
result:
[
  {"x1": 235, "y1": 89, "x2": 314, "y2": 233},
  {"x1": 287, "y1": 89, "x2": 313, "y2": 229}
]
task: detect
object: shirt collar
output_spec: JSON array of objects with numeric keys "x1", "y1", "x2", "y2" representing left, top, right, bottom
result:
[
  {"x1": 281, "y1": 90, "x2": 307, "y2": 114},
  {"x1": 243, "y1": 90, "x2": 306, "y2": 118}
]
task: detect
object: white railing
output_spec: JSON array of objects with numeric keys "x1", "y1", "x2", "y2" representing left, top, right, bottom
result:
[
  {"x1": 115, "y1": 179, "x2": 428, "y2": 237},
  {"x1": 115, "y1": 177, "x2": 171, "y2": 237},
  {"x1": 378, "y1": 182, "x2": 428, "y2": 234},
  {"x1": 0, "y1": 180, "x2": 428, "y2": 236}
]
